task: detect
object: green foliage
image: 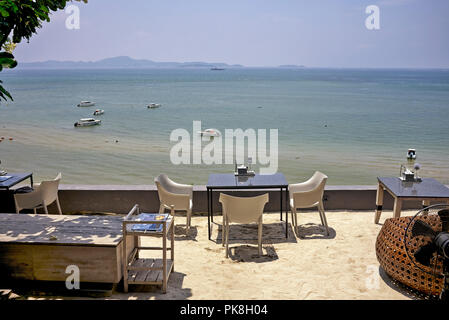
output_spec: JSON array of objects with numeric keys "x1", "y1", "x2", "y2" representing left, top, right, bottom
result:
[
  {"x1": 0, "y1": 0, "x2": 87, "y2": 102},
  {"x1": 2, "y1": 37, "x2": 16, "y2": 53}
]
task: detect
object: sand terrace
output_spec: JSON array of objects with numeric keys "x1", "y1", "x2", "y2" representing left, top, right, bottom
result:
[{"x1": 8, "y1": 209, "x2": 424, "y2": 300}]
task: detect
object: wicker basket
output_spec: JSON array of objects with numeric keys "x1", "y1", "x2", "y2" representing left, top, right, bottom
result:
[{"x1": 376, "y1": 215, "x2": 444, "y2": 297}]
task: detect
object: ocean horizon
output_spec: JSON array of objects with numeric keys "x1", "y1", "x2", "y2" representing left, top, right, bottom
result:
[{"x1": 1, "y1": 67, "x2": 448, "y2": 185}]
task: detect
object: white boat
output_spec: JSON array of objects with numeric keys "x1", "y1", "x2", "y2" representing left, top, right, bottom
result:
[
  {"x1": 147, "y1": 103, "x2": 161, "y2": 109},
  {"x1": 93, "y1": 109, "x2": 105, "y2": 116},
  {"x1": 74, "y1": 118, "x2": 101, "y2": 127},
  {"x1": 198, "y1": 128, "x2": 221, "y2": 137},
  {"x1": 77, "y1": 101, "x2": 95, "y2": 107}
]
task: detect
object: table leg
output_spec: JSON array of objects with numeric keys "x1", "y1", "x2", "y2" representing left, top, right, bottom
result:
[
  {"x1": 422, "y1": 199, "x2": 431, "y2": 215},
  {"x1": 285, "y1": 188, "x2": 289, "y2": 238},
  {"x1": 162, "y1": 225, "x2": 167, "y2": 294},
  {"x1": 207, "y1": 188, "x2": 211, "y2": 240},
  {"x1": 393, "y1": 198, "x2": 403, "y2": 219},
  {"x1": 280, "y1": 188, "x2": 283, "y2": 221},
  {"x1": 374, "y1": 183, "x2": 384, "y2": 224},
  {"x1": 171, "y1": 221, "x2": 175, "y2": 270},
  {"x1": 211, "y1": 189, "x2": 214, "y2": 224},
  {"x1": 135, "y1": 235, "x2": 140, "y2": 259},
  {"x1": 122, "y1": 225, "x2": 128, "y2": 293}
]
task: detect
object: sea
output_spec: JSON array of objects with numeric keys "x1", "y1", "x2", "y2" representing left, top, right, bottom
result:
[{"x1": 1, "y1": 67, "x2": 448, "y2": 185}]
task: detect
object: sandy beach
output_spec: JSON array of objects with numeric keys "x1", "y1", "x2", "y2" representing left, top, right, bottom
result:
[{"x1": 15, "y1": 210, "x2": 422, "y2": 300}]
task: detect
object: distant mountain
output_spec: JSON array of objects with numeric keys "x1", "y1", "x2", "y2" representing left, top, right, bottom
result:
[
  {"x1": 278, "y1": 64, "x2": 305, "y2": 68},
  {"x1": 19, "y1": 56, "x2": 244, "y2": 69}
]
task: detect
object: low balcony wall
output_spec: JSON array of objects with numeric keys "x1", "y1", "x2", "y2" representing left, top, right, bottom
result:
[{"x1": 51, "y1": 184, "x2": 433, "y2": 215}]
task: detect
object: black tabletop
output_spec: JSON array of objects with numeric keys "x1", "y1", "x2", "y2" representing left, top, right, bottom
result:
[
  {"x1": 207, "y1": 173, "x2": 288, "y2": 189},
  {"x1": 378, "y1": 177, "x2": 449, "y2": 198},
  {"x1": 0, "y1": 172, "x2": 33, "y2": 189}
]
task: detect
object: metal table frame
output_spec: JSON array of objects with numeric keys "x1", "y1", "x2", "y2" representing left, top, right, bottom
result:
[
  {"x1": 375, "y1": 177, "x2": 449, "y2": 224},
  {"x1": 0, "y1": 172, "x2": 34, "y2": 190},
  {"x1": 206, "y1": 174, "x2": 289, "y2": 240}
]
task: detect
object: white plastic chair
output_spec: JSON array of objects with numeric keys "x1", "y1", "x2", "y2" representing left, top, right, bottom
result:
[
  {"x1": 219, "y1": 193, "x2": 269, "y2": 258},
  {"x1": 155, "y1": 174, "x2": 193, "y2": 232},
  {"x1": 14, "y1": 173, "x2": 62, "y2": 215},
  {"x1": 289, "y1": 171, "x2": 329, "y2": 235}
]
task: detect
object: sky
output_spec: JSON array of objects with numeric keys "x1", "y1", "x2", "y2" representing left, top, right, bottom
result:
[{"x1": 12, "y1": 0, "x2": 449, "y2": 68}]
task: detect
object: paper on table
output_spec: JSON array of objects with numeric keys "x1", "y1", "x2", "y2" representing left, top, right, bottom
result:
[
  {"x1": 0, "y1": 176, "x2": 12, "y2": 183},
  {"x1": 131, "y1": 213, "x2": 170, "y2": 232}
]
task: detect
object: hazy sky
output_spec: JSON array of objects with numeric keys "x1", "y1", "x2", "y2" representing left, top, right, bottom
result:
[{"x1": 13, "y1": 0, "x2": 449, "y2": 68}]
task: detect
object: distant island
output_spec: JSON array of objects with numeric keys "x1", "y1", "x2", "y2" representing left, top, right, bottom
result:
[
  {"x1": 18, "y1": 56, "x2": 245, "y2": 69},
  {"x1": 278, "y1": 64, "x2": 306, "y2": 68}
]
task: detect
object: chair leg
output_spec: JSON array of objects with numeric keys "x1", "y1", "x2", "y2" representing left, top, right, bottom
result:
[
  {"x1": 258, "y1": 220, "x2": 263, "y2": 256},
  {"x1": 159, "y1": 204, "x2": 165, "y2": 214},
  {"x1": 291, "y1": 207, "x2": 298, "y2": 229},
  {"x1": 56, "y1": 197, "x2": 62, "y2": 215},
  {"x1": 225, "y1": 222, "x2": 230, "y2": 258},
  {"x1": 14, "y1": 198, "x2": 20, "y2": 214},
  {"x1": 222, "y1": 215, "x2": 226, "y2": 247},
  {"x1": 33, "y1": 208, "x2": 37, "y2": 215},
  {"x1": 290, "y1": 208, "x2": 295, "y2": 229},
  {"x1": 43, "y1": 205, "x2": 48, "y2": 215},
  {"x1": 318, "y1": 207, "x2": 325, "y2": 226},
  {"x1": 319, "y1": 202, "x2": 330, "y2": 235},
  {"x1": 186, "y1": 209, "x2": 191, "y2": 233},
  {"x1": 293, "y1": 208, "x2": 298, "y2": 228}
]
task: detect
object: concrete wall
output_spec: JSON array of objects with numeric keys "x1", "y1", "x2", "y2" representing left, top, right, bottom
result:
[{"x1": 50, "y1": 184, "x2": 434, "y2": 215}]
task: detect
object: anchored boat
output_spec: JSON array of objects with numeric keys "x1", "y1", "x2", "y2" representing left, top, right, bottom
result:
[
  {"x1": 74, "y1": 118, "x2": 101, "y2": 127},
  {"x1": 77, "y1": 101, "x2": 95, "y2": 107}
]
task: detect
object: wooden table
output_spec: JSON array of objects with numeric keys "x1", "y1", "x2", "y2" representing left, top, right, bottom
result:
[
  {"x1": 122, "y1": 204, "x2": 174, "y2": 293},
  {"x1": 374, "y1": 177, "x2": 449, "y2": 224},
  {"x1": 207, "y1": 173, "x2": 289, "y2": 240}
]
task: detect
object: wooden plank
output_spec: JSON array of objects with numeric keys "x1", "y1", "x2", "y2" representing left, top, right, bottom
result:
[
  {"x1": 0, "y1": 214, "x2": 123, "y2": 246},
  {"x1": 132, "y1": 259, "x2": 150, "y2": 283},
  {"x1": 147, "y1": 259, "x2": 163, "y2": 283},
  {"x1": 126, "y1": 259, "x2": 173, "y2": 285},
  {"x1": 32, "y1": 245, "x2": 118, "y2": 283},
  {"x1": 0, "y1": 243, "x2": 119, "y2": 283},
  {"x1": 0, "y1": 244, "x2": 34, "y2": 280}
]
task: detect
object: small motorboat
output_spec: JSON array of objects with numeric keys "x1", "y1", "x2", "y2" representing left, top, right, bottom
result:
[
  {"x1": 74, "y1": 118, "x2": 101, "y2": 127},
  {"x1": 147, "y1": 103, "x2": 161, "y2": 109},
  {"x1": 77, "y1": 101, "x2": 95, "y2": 107},
  {"x1": 198, "y1": 128, "x2": 221, "y2": 137},
  {"x1": 93, "y1": 109, "x2": 105, "y2": 116}
]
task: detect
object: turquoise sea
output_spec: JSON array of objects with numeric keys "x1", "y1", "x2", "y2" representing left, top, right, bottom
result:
[{"x1": 1, "y1": 68, "x2": 448, "y2": 185}]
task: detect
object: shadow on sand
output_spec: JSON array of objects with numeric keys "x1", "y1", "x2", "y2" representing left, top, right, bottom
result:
[{"x1": 294, "y1": 223, "x2": 336, "y2": 240}]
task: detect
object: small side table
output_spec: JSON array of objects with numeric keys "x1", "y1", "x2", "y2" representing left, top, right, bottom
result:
[
  {"x1": 122, "y1": 204, "x2": 174, "y2": 293},
  {"x1": 374, "y1": 177, "x2": 449, "y2": 224}
]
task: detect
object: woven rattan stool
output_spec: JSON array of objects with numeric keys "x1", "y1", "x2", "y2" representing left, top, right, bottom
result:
[{"x1": 376, "y1": 215, "x2": 444, "y2": 297}]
